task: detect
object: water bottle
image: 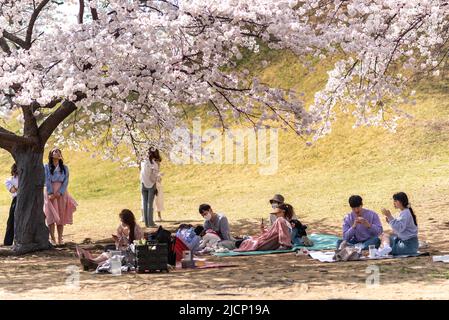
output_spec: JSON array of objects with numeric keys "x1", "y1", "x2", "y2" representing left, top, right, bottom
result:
[{"x1": 110, "y1": 255, "x2": 122, "y2": 276}]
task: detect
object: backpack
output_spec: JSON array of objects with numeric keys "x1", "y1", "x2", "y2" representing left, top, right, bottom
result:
[
  {"x1": 148, "y1": 226, "x2": 176, "y2": 266},
  {"x1": 175, "y1": 226, "x2": 201, "y2": 252},
  {"x1": 291, "y1": 219, "x2": 308, "y2": 237}
]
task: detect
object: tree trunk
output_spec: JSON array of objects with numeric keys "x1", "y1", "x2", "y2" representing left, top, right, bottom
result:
[{"x1": 12, "y1": 145, "x2": 51, "y2": 254}]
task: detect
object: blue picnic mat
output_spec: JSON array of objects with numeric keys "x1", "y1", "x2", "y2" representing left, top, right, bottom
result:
[{"x1": 212, "y1": 233, "x2": 339, "y2": 257}]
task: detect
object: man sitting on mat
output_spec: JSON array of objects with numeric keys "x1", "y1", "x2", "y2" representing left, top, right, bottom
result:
[
  {"x1": 199, "y1": 204, "x2": 233, "y2": 241},
  {"x1": 337, "y1": 195, "x2": 383, "y2": 250}
]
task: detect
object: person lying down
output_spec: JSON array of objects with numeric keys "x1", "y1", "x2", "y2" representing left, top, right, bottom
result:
[{"x1": 198, "y1": 229, "x2": 222, "y2": 252}]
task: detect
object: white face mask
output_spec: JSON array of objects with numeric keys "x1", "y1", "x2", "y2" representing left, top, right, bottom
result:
[{"x1": 204, "y1": 213, "x2": 212, "y2": 221}]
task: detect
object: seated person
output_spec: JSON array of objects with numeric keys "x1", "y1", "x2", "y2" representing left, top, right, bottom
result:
[
  {"x1": 290, "y1": 219, "x2": 314, "y2": 247},
  {"x1": 337, "y1": 195, "x2": 383, "y2": 250},
  {"x1": 76, "y1": 209, "x2": 144, "y2": 270},
  {"x1": 268, "y1": 194, "x2": 298, "y2": 225},
  {"x1": 199, "y1": 204, "x2": 233, "y2": 241},
  {"x1": 235, "y1": 203, "x2": 294, "y2": 252},
  {"x1": 378, "y1": 192, "x2": 419, "y2": 256},
  {"x1": 176, "y1": 223, "x2": 202, "y2": 252},
  {"x1": 198, "y1": 229, "x2": 222, "y2": 251}
]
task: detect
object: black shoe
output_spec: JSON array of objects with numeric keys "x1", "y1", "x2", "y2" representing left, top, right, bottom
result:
[{"x1": 80, "y1": 257, "x2": 98, "y2": 271}]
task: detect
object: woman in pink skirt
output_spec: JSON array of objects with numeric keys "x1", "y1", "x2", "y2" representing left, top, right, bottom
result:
[{"x1": 44, "y1": 148, "x2": 77, "y2": 245}]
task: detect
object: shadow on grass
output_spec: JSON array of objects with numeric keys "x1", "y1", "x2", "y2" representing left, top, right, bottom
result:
[{"x1": 0, "y1": 218, "x2": 446, "y2": 297}]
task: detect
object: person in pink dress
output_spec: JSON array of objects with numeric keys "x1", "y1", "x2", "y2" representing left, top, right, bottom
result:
[
  {"x1": 235, "y1": 203, "x2": 294, "y2": 251},
  {"x1": 43, "y1": 148, "x2": 78, "y2": 245}
]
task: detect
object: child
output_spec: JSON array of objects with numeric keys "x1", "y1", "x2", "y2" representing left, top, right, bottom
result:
[
  {"x1": 199, "y1": 229, "x2": 221, "y2": 251},
  {"x1": 290, "y1": 219, "x2": 314, "y2": 247}
]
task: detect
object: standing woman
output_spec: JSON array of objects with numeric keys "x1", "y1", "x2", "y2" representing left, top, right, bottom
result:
[
  {"x1": 140, "y1": 147, "x2": 160, "y2": 227},
  {"x1": 4, "y1": 164, "x2": 18, "y2": 246},
  {"x1": 44, "y1": 148, "x2": 78, "y2": 245},
  {"x1": 378, "y1": 192, "x2": 419, "y2": 256},
  {"x1": 153, "y1": 149, "x2": 164, "y2": 222}
]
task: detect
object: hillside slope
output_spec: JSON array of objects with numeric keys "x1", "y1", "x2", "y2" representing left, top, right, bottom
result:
[{"x1": 1, "y1": 51, "x2": 448, "y2": 243}]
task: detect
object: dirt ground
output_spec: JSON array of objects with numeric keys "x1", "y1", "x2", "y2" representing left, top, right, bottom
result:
[{"x1": 1, "y1": 218, "x2": 449, "y2": 300}]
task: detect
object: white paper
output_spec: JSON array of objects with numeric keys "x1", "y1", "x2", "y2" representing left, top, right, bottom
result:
[
  {"x1": 432, "y1": 255, "x2": 449, "y2": 263},
  {"x1": 308, "y1": 251, "x2": 335, "y2": 262}
]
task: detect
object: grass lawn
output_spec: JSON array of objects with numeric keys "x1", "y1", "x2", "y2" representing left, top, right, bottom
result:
[{"x1": 0, "y1": 51, "x2": 448, "y2": 299}]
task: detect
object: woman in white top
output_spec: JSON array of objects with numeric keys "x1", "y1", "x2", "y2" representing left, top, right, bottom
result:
[
  {"x1": 140, "y1": 147, "x2": 160, "y2": 227},
  {"x1": 4, "y1": 164, "x2": 18, "y2": 246}
]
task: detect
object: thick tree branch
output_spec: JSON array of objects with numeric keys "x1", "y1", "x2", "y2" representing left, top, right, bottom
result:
[
  {"x1": 0, "y1": 126, "x2": 16, "y2": 138},
  {"x1": 32, "y1": 97, "x2": 63, "y2": 112},
  {"x1": 1, "y1": 0, "x2": 51, "y2": 50},
  {"x1": 91, "y1": 8, "x2": 99, "y2": 20},
  {"x1": 0, "y1": 37, "x2": 11, "y2": 55},
  {"x1": 38, "y1": 98, "x2": 81, "y2": 143},
  {"x1": 89, "y1": 0, "x2": 99, "y2": 20},
  {"x1": 1, "y1": 31, "x2": 28, "y2": 49},
  {"x1": 0, "y1": 125, "x2": 37, "y2": 150},
  {"x1": 22, "y1": 104, "x2": 39, "y2": 138},
  {"x1": 25, "y1": 0, "x2": 52, "y2": 48},
  {"x1": 78, "y1": 0, "x2": 85, "y2": 24},
  {"x1": 0, "y1": 126, "x2": 16, "y2": 152}
]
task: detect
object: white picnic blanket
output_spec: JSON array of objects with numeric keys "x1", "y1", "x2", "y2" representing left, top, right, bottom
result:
[
  {"x1": 308, "y1": 250, "x2": 419, "y2": 263},
  {"x1": 308, "y1": 251, "x2": 335, "y2": 262},
  {"x1": 433, "y1": 255, "x2": 449, "y2": 263}
]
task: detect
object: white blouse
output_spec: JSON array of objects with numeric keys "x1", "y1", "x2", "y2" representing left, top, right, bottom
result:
[
  {"x1": 140, "y1": 160, "x2": 159, "y2": 188},
  {"x1": 5, "y1": 176, "x2": 18, "y2": 198}
]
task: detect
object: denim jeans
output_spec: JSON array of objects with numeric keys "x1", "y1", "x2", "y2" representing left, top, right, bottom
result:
[
  {"x1": 390, "y1": 235, "x2": 419, "y2": 256},
  {"x1": 141, "y1": 183, "x2": 156, "y2": 227},
  {"x1": 291, "y1": 228, "x2": 307, "y2": 246},
  {"x1": 336, "y1": 236, "x2": 381, "y2": 250}
]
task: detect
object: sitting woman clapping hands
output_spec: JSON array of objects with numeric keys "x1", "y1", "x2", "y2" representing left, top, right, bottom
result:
[{"x1": 378, "y1": 192, "x2": 419, "y2": 256}]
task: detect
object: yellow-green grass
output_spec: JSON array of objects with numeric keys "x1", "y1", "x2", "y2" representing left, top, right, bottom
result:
[{"x1": 0, "y1": 51, "x2": 448, "y2": 243}]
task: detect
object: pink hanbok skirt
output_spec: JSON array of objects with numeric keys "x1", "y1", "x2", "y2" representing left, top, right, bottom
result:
[
  {"x1": 44, "y1": 182, "x2": 78, "y2": 226},
  {"x1": 235, "y1": 217, "x2": 293, "y2": 252}
]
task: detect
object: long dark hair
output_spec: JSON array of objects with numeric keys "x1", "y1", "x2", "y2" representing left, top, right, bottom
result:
[
  {"x1": 393, "y1": 192, "x2": 417, "y2": 226},
  {"x1": 278, "y1": 203, "x2": 295, "y2": 220},
  {"x1": 148, "y1": 147, "x2": 162, "y2": 163},
  {"x1": 11, "y1": 163, "x2": 18, "y2": 177},
  {"x1": 119, "y1": 209, "x2": 137, "y2": 242},
  {"x1": 48, "y1": 148, "x2": 66, "y2": 175}
]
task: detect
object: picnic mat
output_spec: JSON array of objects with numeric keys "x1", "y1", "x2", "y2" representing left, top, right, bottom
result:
[
  {"x1": 173, "y1": 261, "x2": 239, "y2": 271},
  {"x1": 212, "y1": 233, "x2": 340, "y2": 257},
  {"x1": 309, "y1": 250, "x2": 430, "y2": 263}
]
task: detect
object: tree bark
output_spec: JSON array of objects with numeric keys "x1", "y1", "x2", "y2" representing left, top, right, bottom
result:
[{"x1": 12, "y1": 144, "x2": 52, "y2": 255}]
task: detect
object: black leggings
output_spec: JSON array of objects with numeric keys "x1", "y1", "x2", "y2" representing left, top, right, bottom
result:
[{"x1": 4, "y1": 197, "x2": 16, "y2": 246}]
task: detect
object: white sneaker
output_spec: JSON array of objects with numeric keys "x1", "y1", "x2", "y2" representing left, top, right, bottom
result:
[{"x1": 377, "y1": 246, "x2": 392, "y2": 257}]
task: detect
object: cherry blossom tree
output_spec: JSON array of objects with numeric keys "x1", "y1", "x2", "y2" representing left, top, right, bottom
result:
[{"x1": 0, "y1": 0, "x2": 447, "y2": 254}]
